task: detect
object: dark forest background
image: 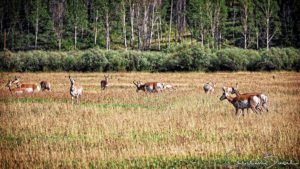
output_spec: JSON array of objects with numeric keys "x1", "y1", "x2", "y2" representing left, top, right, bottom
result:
[
  {"x1": 0, "y1": 0, "x2": 300, "y2": 72},
  {"x1": 0, "y1": 0, "x2": 299, "y2": 51}
]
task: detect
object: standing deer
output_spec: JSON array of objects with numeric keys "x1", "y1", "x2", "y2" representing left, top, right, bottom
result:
[
  {"x1": 100, "y1": 75, "x2": 109, "y2": 90},
  {"x1": 219, "y1": 87, "x2": 262, "y2": 116},
  {"x1": 40, "y1": 81, "x2": 51, "y2": 91},
  {"x1": 133, "y1": 81, "x2": 164, "y2": 92},
  {"x1": 203, "y1": 82, "x2": 216, "y2": 94},
  {"x1": 12, "y1": 76, "x2": 40, "y2": 92},
  {"x1": 232, "y1": 87, "x2": 269, "y2": 112},
  {"x1": 69, "y1": 76, "x2": 83, "y2": 104},
  {"x1": 6, "y1": 80, "x2": 26, "y2": 94}
]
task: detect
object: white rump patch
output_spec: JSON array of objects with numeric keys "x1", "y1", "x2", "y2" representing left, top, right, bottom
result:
[{"x1": 24, "y1": 88, "x2": 33, "y2": 93}]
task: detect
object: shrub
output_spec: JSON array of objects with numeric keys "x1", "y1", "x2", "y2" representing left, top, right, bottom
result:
[
  {"x1": 0, "y1": 50, "x2": 15, "y2": 71},
  {"x1": 258, "y1": 48, "x2": 299, "y2": 71},
  {"x1": 104, "y1": 51, "x2": 127, "y2": 71},
  {"x1": 79, "y1": 50, "x2": 108, "y2": 71},
  {"x1": 163, "y1": 46, "x2": 212, "y2": 71},
  {"x1": 1, "y1": 47, "x2": 299, "y2": 72},
  {"x1": 143, "y1": 52, "x2": 167, "y2": 72},
  {"x1": 124, "y1": 51, "x2": 151, "y2": 71}
]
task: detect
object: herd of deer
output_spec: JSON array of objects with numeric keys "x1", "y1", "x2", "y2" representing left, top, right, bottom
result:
[{"x1": 5, "y1": 75, "x2": 269, "y2": 116}]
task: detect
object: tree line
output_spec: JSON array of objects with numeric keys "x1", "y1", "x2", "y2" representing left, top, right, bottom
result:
[{"x1": 0, "y1": 0, "x2": 299, "y2": 51}]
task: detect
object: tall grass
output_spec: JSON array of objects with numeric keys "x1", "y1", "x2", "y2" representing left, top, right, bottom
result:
[{"x1": 0, "y1": 72, "x2": 299, "y2": 168}]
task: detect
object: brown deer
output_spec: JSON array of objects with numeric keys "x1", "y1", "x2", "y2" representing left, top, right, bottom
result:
[
  {"x1": 232, "y1": 87, "x2": 269, "y2": 112},
  {"x1": 69, "y1": 76, "x2": 83, "y2": 104},
  {"x1": 12, "y1": 76, "x2": 40, "y2": 92},
  {"x1": 219, "y1": 87, "x2": 262, "y2": 116},
  {"x1": 100, "y1": 75, "x2": 109, "y2": 90},
  {"x1": 133, "y1": 81, "x2": 164, "y2": 93},
  {"x1": 40, "y1": 81, "x2": 51, "y2": 91},
  {"x1": 5, "y1": 80, "x2": 26, "y2": 94}
]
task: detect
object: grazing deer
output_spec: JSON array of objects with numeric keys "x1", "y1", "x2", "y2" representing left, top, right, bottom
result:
[
  {"x1": 203, "y1": 82, "x2": 216, "y2": 94},
  {"x1": 100, "y1": 75, "x2": 109, "y2": 90},
  {"x1": 222, "y1": 83, "x2": 239, "y2": 94},
  {"x1": 219, "y1": 87, "x2": 262, "y2": 116},
  {"x1": 69, "y1": 76, "x2": 83, "y2": 104},
  {"x1": 232, "y1": 87, "x2": 269, "y2": 112},
  {"x1": 5, "y1": 80, "x2": 26, "y2": 94},
  {"x1": 12, "y1": 76, "x2": 40, "y2": 92},
  {"x1": 40, "y1": 81, "x2": 51, "y2": 91},
  {"x1": 133, "y1": 81, "x2": 164, "y2": 93}
]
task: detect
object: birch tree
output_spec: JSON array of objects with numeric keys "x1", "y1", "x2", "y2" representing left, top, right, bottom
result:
[
  {"x1": 256, "y1": 0, "x2": 280, "y2": 49},
  {"x1": 240, "y1": 0, "x2": 254, "y2": 48}
]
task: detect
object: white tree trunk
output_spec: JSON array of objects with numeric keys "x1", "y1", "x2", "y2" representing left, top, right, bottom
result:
[
  {"x1": 256, "y1": 30, "x2": 259, "y2": 49},
  {"x1": 168, "y1": 0, "x2": 173, "y2": 49},
  {"x1": 122, "y1": 2, "x2": 127, "y2": 50},
  {"x1": 58, "y1": 38, "x2": 61, "y2": 51},
  {"x1": 74, "y1": 25, "x2": 77, "y2": 49},
  {"x1": 35, "y1": 5, "x2": 39, "y2": 49},
  {"x1": 94, "y1": 10, "x2": 98, "y2": 45},
  {"x1": 158, "y1": 15, "x2": 162, "y2": 50},
  {"x1": 142, "y1": 2, "x2": 148, "y2": 50},
  {"x1": 130, "y1": 2, "x2": 135, "y2": 48},
  {"x1": 149, "y1": 2, "x2": 156, "y2": 49},
  {"x1": 200, "y1": 24, "x2": 204, "y2": 47},
  {"x1": 105, "y1": 12, "x2": 110, "y2": 50},
  {"x1": 266, "y1": 18, "x2": 269, "y2": 49}
]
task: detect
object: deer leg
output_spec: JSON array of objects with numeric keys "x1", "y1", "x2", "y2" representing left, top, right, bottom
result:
[
  {"x1": 263, "y1": 103, "x2": 269, "y2": 112},
  {"x1": 250, "y1": 105, "x2": 258, "y2": 114},
  {"x1": 71, "y1": 96, "x2": 74, "y2": 104},
  {"x1": 242, "y1": 109, "x2": 245, "y2": 116},
  {"x1": 235, "y1": 108, "x2": 239, "y2": 116}
]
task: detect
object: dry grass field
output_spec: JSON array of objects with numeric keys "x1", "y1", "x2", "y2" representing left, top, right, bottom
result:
[{"x1": 0, "y1": 72, "x2": 299, "y2": 168}]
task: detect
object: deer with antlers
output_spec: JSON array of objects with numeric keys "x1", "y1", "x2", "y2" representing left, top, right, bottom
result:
[
  {"x1": 219, "y1": 87, "x2": 262, "y2": 116},
  {"x1": 203, "y1": 82, "x2": 216, "y2": 94},
  {"x1": 222, "y1": 83, "x2": 239, "y2": 94},
  {"x1": 12, "y1": 76, "x2": 40, "y2": 93},
  {"x1": 69, "y1": 76, "x2": 83, "y2": 104},
  {"x1": 100, "y1": 75, "x2": 109, "y2": 90},
  {"x1": 6, "y1": 80, "x2": 27, "y2": 94},
  {"x1": 133, "y1": 81, "x2": 164, "y2": 93}
]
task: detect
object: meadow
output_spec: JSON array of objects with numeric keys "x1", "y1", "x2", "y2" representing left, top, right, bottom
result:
[{"x1": 0, "y1": 72, "x2": 299, "y2": 168}]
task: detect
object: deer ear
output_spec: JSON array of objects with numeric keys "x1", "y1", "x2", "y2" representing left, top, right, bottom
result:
[
  {"x1": 235, "y1": 82, "x2": 239, "y2": 89},
  {"x1": 222, "y1": 86, "x2": 225, "y2": 91}
]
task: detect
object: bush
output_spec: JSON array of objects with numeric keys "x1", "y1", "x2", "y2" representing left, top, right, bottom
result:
[
  {"x1": 0, "y1": 50, "x2": 15, "y2": 71},
  {"x1": 79, "y1": 50, "x2": 108, "y2": 71},
  {"x1": 124, "y1": 51, "x2": 151, "y2": 71},
  {"x1": 209, "y1": 48, "x2": 260, "y2": 71},
  {"x1": 1, "y1": 47, "x2": 299, "y2": 72},
  {"x1": 258, "y1": 48, "x2": 299, "y2": 70},
  {"x1": 163, "y1": 47, "x2": 212, "y2": 71}
]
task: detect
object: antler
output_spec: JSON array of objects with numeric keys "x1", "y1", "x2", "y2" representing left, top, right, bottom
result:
[{"x1": 133, "y1": 81, "x2": 137, "y2": 86}]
